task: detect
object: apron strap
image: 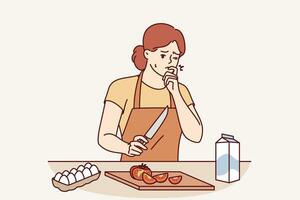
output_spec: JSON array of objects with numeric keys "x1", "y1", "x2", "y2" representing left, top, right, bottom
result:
[
  {"x1": 134, "y1": 72, "x2": 176, "y2": 109},
  {"x1": 170, "y1": 93, "x2": 176, "y2": 108},
  {"x1": 133, "y1": 72, "x2": 143, "y2": 108}
]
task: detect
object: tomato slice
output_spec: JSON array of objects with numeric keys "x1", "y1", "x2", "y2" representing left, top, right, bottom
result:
[
  {"x1": 153, "y1": 173, "x2": 168, "y2": 183},
  {"x1": 136, "y1": 168, "x2": 151, "y2": 180},
  {"x1": 168, "y1": 175, "x2": 182, "y2": 184},
  {"x1": 142, "y1": 172, "x2": 157, "y2": 184}
]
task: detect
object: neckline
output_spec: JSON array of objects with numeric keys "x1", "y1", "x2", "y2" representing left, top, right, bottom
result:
[{"x1": 141, "y1": 81, "x2": 167, "y2": 91}]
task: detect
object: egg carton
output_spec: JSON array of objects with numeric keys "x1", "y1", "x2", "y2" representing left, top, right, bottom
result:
[
  {"x1": 52, "y1": 172, "x2": 100, "y2": 192},
  {"x1": 52, "y1": 162, "x2": 100, "y2": 192}
]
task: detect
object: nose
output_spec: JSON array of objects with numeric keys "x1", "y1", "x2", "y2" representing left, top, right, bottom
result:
[{"x1": 168, "y1": 55, "x2": 172, "y2": 64}]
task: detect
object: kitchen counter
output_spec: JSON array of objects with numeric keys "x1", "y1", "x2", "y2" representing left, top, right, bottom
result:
[{"x1": 48, "y1": 161, "x2": 251, "y2": 198}]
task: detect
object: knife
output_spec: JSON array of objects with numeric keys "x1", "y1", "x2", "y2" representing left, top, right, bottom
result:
[{"x1": 139, "y1": 106, "x2": 169, "y2": 145}]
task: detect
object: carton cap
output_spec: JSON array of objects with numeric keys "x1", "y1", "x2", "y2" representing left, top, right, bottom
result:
[
  {"x1": 216, "y1": 133, "x2": 239, "y2": 143},
  {"x1": 221, "y1": 134, "x2": 234, "y2": 139}
]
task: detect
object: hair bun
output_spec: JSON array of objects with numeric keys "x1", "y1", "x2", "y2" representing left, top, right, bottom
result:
[{"x1": 132, "y1": 45, "x2": 147, "y2": 71}]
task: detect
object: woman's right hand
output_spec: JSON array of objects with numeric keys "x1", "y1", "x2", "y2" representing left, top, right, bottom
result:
[{"x1": 126, "y1": 135, "x2": 148, "y2": 157}]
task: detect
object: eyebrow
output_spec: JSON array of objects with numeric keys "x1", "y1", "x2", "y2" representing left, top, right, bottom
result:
[
  {"x1": 160, "y1": 50, "x2": 169, "y2": 53},
  {"x1": 173, "y1": 51, "x2": 180, "y2": 55}
]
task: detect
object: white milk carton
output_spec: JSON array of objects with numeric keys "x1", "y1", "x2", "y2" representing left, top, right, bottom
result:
[{"x1": 215, "y1": 134, "x2": 240, "y2": 183}]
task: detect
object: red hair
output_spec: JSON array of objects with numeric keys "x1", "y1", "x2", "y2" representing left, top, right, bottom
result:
[{"x1": 132, "y1": 23, "x2": 186, "y2": 71}]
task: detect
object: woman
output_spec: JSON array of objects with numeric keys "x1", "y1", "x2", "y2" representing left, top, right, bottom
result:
[{"x1": 98, "y1": 23, "x2": 203, "y2": 161}]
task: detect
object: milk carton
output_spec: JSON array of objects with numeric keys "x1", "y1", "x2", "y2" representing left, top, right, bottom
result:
[{"x1": 215, "y1": 134, "x2": 240, "y2": 183}]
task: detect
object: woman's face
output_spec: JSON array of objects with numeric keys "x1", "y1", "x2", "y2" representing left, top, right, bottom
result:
[{"x1": 144, "y1": 41, "x2": 180, "y2": 76}]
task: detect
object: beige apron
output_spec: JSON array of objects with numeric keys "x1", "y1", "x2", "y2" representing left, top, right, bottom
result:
[{"x1": 120, "y1": 72, "x2": 182, "y2": 161}]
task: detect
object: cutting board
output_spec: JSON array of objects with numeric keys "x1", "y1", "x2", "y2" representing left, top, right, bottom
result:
[{"x1": 105, "y1": 171, "x2": 215, "y2": 191}]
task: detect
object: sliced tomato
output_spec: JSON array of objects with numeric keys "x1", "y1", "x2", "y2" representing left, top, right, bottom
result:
[
  {"x1": 142, "y1": 172, "x2": 157, "y2": 184},
  {"x1": 153, "y1": 173, "x2": 168, "y2": 183},
  {"x1": 168, "y1": 175, "x2": 182, "y2": 184},
  {"x1": 130, "y1": 164, "x2": 152, "y2": 180}
]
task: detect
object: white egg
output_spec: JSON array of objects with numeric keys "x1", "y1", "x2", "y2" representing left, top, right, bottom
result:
[
  {"x1": 62, "y1": 170, "x2": 69, "y2": 176},
  {"x1": 67, "y1": 173, "x2": 76, "y2": 184},
  {"x1": 75, "y1": 171, "x2": 84, "y2": 181},
  {"x1": 84, "y1": 162, "x2": 92, "y2": 169},
  {"x1": 82, "y1": 168, "x2": 92, "y2": 178},
  {"x1": 90, "y1": 165, "x2": 99, "y2": 175},
  {"x1": 59, "y1": 175, "x2": 69, "y2": 185},
  {"x1": 54, "y1": 172, "x2": 62, "y2": 181},
  {"x1": 77, "y1": 165, "x2": 84, "y2": 172},
  {"x1": 70, "y1": 168, "x2": 77, "y2": 175}
]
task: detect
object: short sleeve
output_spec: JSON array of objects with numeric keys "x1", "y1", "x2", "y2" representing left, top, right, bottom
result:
[
  {"x1": 179, "y1": 84, "x2": 194, "y2": 106},
  {"x1": 104, "y1": 79, "x2": 128, "y2": 111}
]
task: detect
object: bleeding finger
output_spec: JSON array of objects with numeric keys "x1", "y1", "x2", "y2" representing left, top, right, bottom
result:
[{"x1": 166, "y1": 66, "x2": 178, "y2": 75}]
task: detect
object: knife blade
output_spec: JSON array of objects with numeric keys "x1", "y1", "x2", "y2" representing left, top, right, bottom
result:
[{"x1": 142, "y1": 106, "x2": 169, "y2": 143}]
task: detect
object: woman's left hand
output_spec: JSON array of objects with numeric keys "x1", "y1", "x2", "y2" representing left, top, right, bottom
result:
[{"x1": 163, "y1": 66, "x2": 179, "y2": 95}]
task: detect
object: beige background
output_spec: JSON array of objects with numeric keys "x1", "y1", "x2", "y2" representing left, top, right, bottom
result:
[{"x1": 0, "y1": 0, "x2": 299, "y2": 199}]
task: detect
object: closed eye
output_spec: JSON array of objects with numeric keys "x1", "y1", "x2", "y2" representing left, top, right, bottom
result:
[
  {"x1": 173, "y1": 57, "x2": 178, "y2": 60},
  {"x1": 161, "y1": 54, "x2": 166, "y2": 59}
]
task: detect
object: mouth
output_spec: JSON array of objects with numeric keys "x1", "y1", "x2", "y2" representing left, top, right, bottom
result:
[
  {"x1": 150, "y1": 64, "x2": 180, "y2": 76},
  {"x1": 154, "y1": 64, "x2": 171, "y2": 72},
  {"x1": 165, "y1": 66, "x2": 176, "y2": 69}
]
